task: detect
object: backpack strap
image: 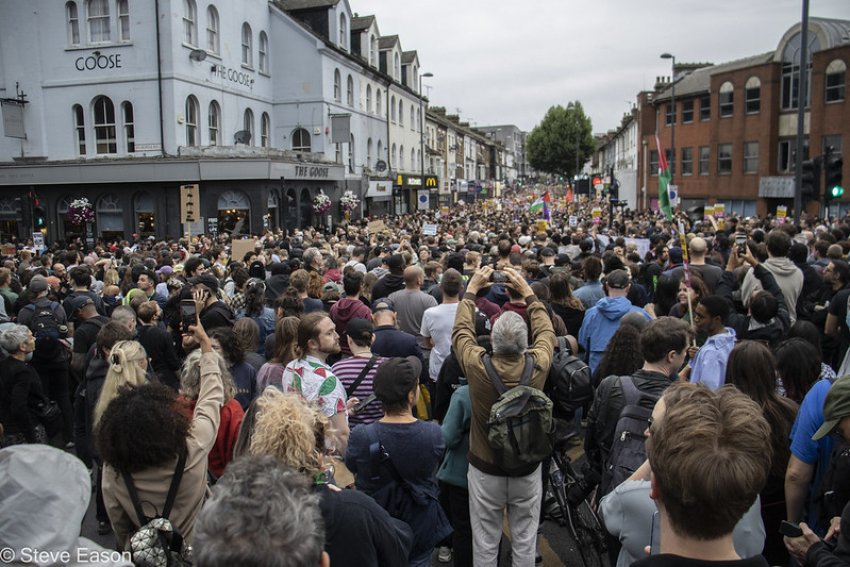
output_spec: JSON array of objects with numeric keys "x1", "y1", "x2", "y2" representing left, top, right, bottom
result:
[
  {"x1": 345, "y1": 355, "x2": 379, "y2": 398},
  {"x1": 483, "y1": 354, "x2": 533, "y2": 393},
  {"x1": 121, "y1": 451, "x2": 187, "y2": 527},
  {"x1": 619, "y1": 376, "x2": 641, "y2": 407},
  {"x1": 557, "y1": 336, "x2": 569, "y2": 354},
  {"x1": 365, "y1": 424, "x2": 408, "y2": 488}
]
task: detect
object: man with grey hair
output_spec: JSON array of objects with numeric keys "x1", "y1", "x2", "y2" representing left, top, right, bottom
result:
[
  {"x1": 194, "y1": 455, "x2": 328, "y2": 567},
  {"x1": 452, "y1": 265, "x2": 555, "y2": 566}
]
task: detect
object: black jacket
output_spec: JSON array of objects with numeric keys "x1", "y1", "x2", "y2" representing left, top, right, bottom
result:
[
  {"x1": 371, "y1": 273, "x2": 405, "y2": 302},
  {"x1": 200, "y1": 300, "x2": 235, "y2": 331},
  {"x1": 0, "y1": 357, "x2": 45, "y2": 440},
  {"x1": 137, "y1": 324, "x2": 181, "y2": 390},
  {"x1": 584, "y1": 369, "x2": 674, "y2": 477},
  {"x1": 372, "y1": 325, "x2": 424, "y2": 364},
  {"x1": 75, "y1": 353, "x2": 109, "y2": 458},
  {"x1": 716, "y1": 264, "x2": 789, "y2": 347}
]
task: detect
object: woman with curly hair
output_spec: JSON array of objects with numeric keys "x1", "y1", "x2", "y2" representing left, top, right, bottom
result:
[
  {"x1": 179, "y1": 345, "x2": 243, "y2": 479},
  {"x1": 96, "y1": 317, "x2": 223, "y2": 551},
  {"x1": 246, "y1": 388, "x2": 411, "y2": 567},
  {"x1": 234, "y1": 278, "x2": 275, "y2": 356},
  {"x1": 256, "y1": 316, "x2": 300, "y2": 392},
  {"x1": 93, "y1": 340, "x2": 150, "y2": 426},
  {"x1": 209, "y1": 327, "x2": 256, "y2": 410},
  {"x1": 593, "y1": 323, "x2": 644, "y2": 387}
]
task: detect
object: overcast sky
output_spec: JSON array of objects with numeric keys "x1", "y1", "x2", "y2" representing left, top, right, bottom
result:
[{"x1": 354, "y1": 0, "x2": 849, "y2": 133}]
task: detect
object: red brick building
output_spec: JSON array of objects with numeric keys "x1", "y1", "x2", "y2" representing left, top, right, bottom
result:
[{"x1": 639, "y1": 18, "x2": 849, "y2": 218}]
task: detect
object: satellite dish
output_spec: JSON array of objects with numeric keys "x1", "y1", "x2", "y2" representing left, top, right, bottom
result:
[
  {"x1": 189, "y1": 49, "x2": 207, "y2": 62},
  {"x1": 234, "y1": 130, "x2": 252, "y2": 145},
  {"x1": 375, "y1": 160, "x2": 387, "y2": 172}
]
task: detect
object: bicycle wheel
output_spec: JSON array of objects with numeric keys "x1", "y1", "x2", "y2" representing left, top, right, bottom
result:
[{"x1": 566, "y1": 499, "x2": 607, "y2": 567}]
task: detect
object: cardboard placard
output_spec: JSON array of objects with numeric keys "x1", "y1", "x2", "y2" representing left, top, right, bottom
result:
[
  {"x1": 591, "y1": 207, "x2": 602, "y2": 225},
  {"x1": 776, "y1": 205, "x2": 787, "y2": 224},
  {"x1": 367, "y1": 220, "x2": 386, "y2": 234},
  {"x1": 422, "y1": 223, "x2": 438, "y2": 236},
  {"x1": 231, "y1": 239, "x2": 258, "y2": 262}
]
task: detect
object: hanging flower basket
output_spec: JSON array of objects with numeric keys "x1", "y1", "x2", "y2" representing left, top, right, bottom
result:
[
  {"x1": 340, "y1": 190, "x2": 360, "y2": 213},
  {"x1": 67, "y1": 198, "x2": 95, "y2": 226},
  {"x1": 313, "y1": 192, "x2": 332, "y2": 215}
]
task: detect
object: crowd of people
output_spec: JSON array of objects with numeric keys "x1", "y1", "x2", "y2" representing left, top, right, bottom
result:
[{"x1": 2, "y1": 193, "x2": 850, "y2": 566}]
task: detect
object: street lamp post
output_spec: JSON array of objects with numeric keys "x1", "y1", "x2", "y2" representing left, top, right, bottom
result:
[
  {"x1": 661, "y1": 53, "x2": 676, "y2": 190},
  {"x1": 419, "y1": 72, "x2": 434, "y2": 210}
]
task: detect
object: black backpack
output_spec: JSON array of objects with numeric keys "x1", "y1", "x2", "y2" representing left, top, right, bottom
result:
[
  {"x1": 545, "y1": 336, "x2": 592, "y2": 421},
  {"x1": 817, "y1": 443, "x2": 850, "y2": 529},
  {"x1": 599, "y1": 376, "x2": 659, "y2": 497},
  {"x1": 24, "y1": 301, "x2": 66, "y2": 359}
]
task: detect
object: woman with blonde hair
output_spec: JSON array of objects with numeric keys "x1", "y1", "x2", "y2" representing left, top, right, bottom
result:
[
  {"x1": 179, "y1": 347, "x2": 243, "y2": 479},
  {"x1": 93, "y1": 340, "x2": 149, "y2": 426},
  {"x1": 247, "y1": 388, "x2": 412, "y2": 566}
]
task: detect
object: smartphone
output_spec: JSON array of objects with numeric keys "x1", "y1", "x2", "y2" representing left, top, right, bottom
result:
[
  {"x1": 353, "y1": 393, "x2": 377, "y2": 413},
  {"x1": 180, "y1": 299, "x2": 197, "y2": 330},
  {"x1": 779, "y1": 520, "x2": 803, "y2": 538},
  {"x1": 650, "y1": 511, "x2": 661, "y2": 555},
  {"x1": 735, "y1": 233, "x2": 747, "y2": 255}
]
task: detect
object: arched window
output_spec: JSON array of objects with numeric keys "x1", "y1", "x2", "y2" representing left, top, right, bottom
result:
[
  {"x1": 390, "y1": 95, "x2": 396, "y2": 122},
  {"x1": 96, "y1": 194, "x2": 123, "y2": 237},
  {"x1": 291, "y1": 128, "x2": 311, "y2": 152},
  {"x1": 412, "y1": 65, "x2": 417, "y2": 90},
  {"x1": 347, "y1": 75, "x2": 354, "y2": 107},
  {"x1": 259, "y1": 31, "x2": 269, "y2": 73},
  {"x1": 411, "y1": 148, "x2": 416, "y2": 169},
  {"x1": 122, "y1": 101, "x2": 135, "y2": 152},
  {"x1": 92, "y1": 95, "x2": 116, "y2": 154},
  {"x1": 719, "y1": 82, "x2": 734, "y2": 117},
  {"x1": 208, "y1": 100, "x2": 220, "y2": 146},
  {"x1": 72, "y1": 104, "x2": 86, "y2": 156},
  {"x1": 376, "y1": 89, "x2": 382, "y2": 115},
  {"x1": 398, "y1": 100, "x2": 404, "y2": 127},
  {"x1": 391, "y1": 143, "x2": 397, "y2": 167},
  {"x1": 118, "y1": 0, "x2": 129, "y2": 41},
  {"x1": 826, "y1": 59, "x2": 847, "y2": 102},
  {"x1": 185, "y1": 95, "x2": 199, "y2": 146},
  {"x1": 339, "y1": 13, "x2": 347, "y2": 50},
  {"x1": 87, "y1": 0, "x2": 110, "y2": 43},
  {"x1": 241, "y1": 22, "x2": 253, "y2": 67},
  {"x1": 66, "y1": 2, "x2": 80, "y2": 45},
  {"x1": 367, "y1": 138, "x2": 373, "y2": 168},
  {"x1": 781, "y1": 32, "x2": 820, "y2": 110},
  {"x1": 182, "y1": 0, "x2": 197, "y2": 45},
  {"x1": 243, "y1": 108, "x2": 254, "y2": 145},
  {"x1": 410, "y1": 106, "x2": 415, "y2": 130},
  {"x1": 394, "y1": 52, "x2": 400, "y2": 80},
  {"x1": 377, "y1": 140, "x2": 383, "y2": 163},
  {"x1": 348, "y1": 134, "x2": 355, "y2": 173},
  {"x1": 745, "y1": 77, "x2": 761, "y2": 114},
  {"x1": 366, "y1": 85, "x2": 372, "y2": 113},
  {"x1": 206, "y1": 6, "x2": 219, "y2": 53},
  {"x1": 261, "y1": 112, "x2": 270, "y2": 148},
  {"x1": 370, "y1": 35, "x2": 377, "y2": 67},
  {"x1": 134, "y1": 192, "x2": 156, "y2": 236},
  {"x1": 416, "y1": 108, "x2": 421, "y2": 132},
  {"x1": 334, "y1": 69, "x2": 341, "y2": 102},
  {"x1": 399, "y1": 145, "x2": 405, "y2": 169}
]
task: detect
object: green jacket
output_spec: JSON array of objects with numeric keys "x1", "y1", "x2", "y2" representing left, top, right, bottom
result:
[{"x1": 437, "y1": 383, "x2": 471, "y2": 488}]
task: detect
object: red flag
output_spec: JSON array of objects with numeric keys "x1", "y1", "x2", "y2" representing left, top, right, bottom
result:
[
  {"x1": 543, "y1": 191, "x2": 551, "y2": 203},
  {"x1": 566, "y1": 187, "x2": 574, "y2": 203}
]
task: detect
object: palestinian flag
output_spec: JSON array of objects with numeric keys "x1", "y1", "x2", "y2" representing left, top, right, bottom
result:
[
  {"x1": 656, "y1": 133, "x2": 673, "y2": 220},
  {"x1": 542, "y1": 191, "x2": 551, "y2": 221},
  {"x1": 529, "y1": 198, "x2": 545, "y2": 214}
]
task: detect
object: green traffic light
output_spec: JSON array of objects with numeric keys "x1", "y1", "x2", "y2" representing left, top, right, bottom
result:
[{"x1": 831, "y1": 185, "x2": 844, "y2": 198}]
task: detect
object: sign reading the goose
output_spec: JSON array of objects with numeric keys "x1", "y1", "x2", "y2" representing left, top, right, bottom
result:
[
  {"x1": 180, "y1": 184, "x2": 199, "y2": 224},
  {"x1": 395, "y1": 174, "x2": 439, "y2": 189}
]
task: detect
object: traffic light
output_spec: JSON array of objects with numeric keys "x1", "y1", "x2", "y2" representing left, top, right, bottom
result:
[
  {"x1": 33, "y1": 205, "x2": 46, "y2": 229},
  {"x1": 609, "y1": 179, "x2": 620, "y2": 201},
  {"x1": 826, "y1": 150, "x2": 844, "y2": 200},
  {"x1": 801, "y1": 158, "x2": 821, "y2": 202}
]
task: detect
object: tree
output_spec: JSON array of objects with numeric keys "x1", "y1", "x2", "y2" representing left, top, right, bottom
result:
[{"x1": 526, "y1": 101, "x2": 594, "y2": 180}]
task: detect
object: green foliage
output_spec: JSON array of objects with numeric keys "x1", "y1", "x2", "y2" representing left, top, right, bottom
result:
[{"x1": 526, "y1": 102, "x2": 594, "y2": 179}]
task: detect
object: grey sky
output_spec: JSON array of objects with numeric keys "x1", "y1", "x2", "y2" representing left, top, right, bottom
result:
[{"x1": 354, "y1": 0, "x2": 849, "y2": 133}]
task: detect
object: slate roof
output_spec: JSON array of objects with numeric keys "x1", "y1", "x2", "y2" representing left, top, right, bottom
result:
[
  {"x1": 378, "y1": 35, "x2": 399, "y2": 49},
  {"x1": 276, "y1": 0, "x2": 340, "y2": 10},
  {"x1": 351, "y1": 15, "x2": 374, "y2": 31},
  {"x1": 654, "y1": 52, "x2": 774, "y2": 102}
]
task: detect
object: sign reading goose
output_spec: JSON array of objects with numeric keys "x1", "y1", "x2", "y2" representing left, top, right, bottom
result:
[{"x1": 395, "y1": 174, "x2": 439, "y2": 189}]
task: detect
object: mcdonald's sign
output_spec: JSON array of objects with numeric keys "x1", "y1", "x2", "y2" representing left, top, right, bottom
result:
[{"x1": 394, "y1": 174, "x2": 439, "y2": 189}]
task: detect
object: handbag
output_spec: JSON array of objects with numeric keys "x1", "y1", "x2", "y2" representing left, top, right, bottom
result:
[
  {"x1": 32, "y1": 399, "x2": 62, "y2": 438},
  {"x1": 122, "y1": 452, "x2": 193, "y2": 567}
]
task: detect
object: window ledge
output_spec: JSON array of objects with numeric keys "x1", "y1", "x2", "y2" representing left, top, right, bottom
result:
[
  {"x1": 259, "y1": 71, "x2": 271, "y2": 78},
  {"x1": 182, "y1": 41, "x2": 199, "y2": 50},
  {"x1": 825, "y1": 99, "x2": 845, "y2": 105},
  {"x1": 242, "y1": 64, "x2": 255, "y2": 71},
  {"x1": 65, "y1": 42, "x2": 132, "y2": 51}
]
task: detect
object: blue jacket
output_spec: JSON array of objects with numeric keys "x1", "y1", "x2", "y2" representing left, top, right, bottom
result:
[
  {"x1": 689, "y1": 328, "x2": 737, "y2": 390},
  {"x1": 574, "y1": 280, "x2": 605, "y2": 310},
  {"x1": 579, "y1": 296, "x2": 649, "y2": 374},
  {"x1": 437, "y1": 382, "x2": 471, "y2": 488}
]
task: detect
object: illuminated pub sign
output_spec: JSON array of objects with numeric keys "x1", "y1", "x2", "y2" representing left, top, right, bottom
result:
[{"x1": 395, "y1": 174, "x2": 439, "y2": 189}]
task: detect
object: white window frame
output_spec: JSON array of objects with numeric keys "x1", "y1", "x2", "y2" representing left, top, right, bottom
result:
[
  {"x1": 67, "y1": 2, "x2": 80, "y2": 46},
  {"x1": 182, "y1": 0, "x2": 197, "y2": 46},
  {"x1": 118, "y1": 0, "x2": 130, "y2": 42},
  {"x1": 206, "y1": 6, "x2": 219, "y2": 54},
  {"x1": 241, "y1": 22, "x2": 253, "y2": 67},
  {"x1": 185, "y1": 95, "x2": 199, "y2": 146},
  {"x1": 208, "y1": 100, "x2": 220, "y2": 146},
  {"x1": 259, "y1": 31, "x2": 269, "y2": 73},
  {"x1": 87, "y1": 0, "x2": 111, "y2": 43}
]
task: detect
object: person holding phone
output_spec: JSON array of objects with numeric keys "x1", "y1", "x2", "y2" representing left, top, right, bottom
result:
[{"x1": 186, "y1": 273, "x2": 234, "y2": 332}]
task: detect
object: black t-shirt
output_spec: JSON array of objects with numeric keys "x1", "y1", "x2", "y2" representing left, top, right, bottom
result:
[
  {"x1": 829, "y1": 288, "x2": 850, "y2": 341},
  {"x1": 633, "y1": 553, "x2": 769, "y2": 567},
  {"x1": 73, "y1": 315, "x2": 109, "y2": 355}
]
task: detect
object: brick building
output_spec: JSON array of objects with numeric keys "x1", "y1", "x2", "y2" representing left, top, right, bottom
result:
[{"x1": 638, "y1": 18, "x2": 849, "y2": 218}]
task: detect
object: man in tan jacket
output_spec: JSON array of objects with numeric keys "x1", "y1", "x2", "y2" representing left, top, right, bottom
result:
[{"x1": 452, "y1": 265, "x2": 555, "y2": 566}]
